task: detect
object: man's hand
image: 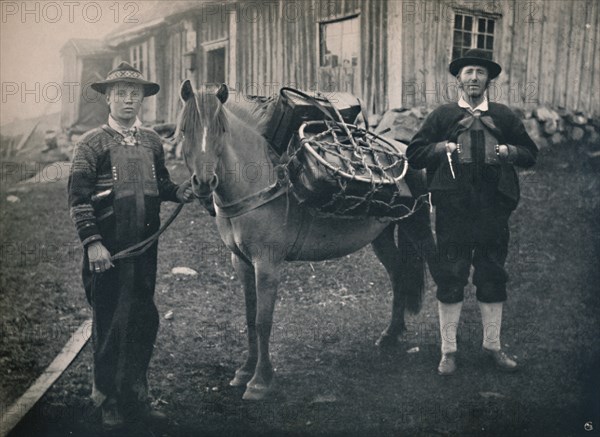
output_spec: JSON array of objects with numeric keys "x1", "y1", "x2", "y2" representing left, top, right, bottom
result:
[
  {"x1": 88, "y1": 242, "x2": 113, "y2": 273},
  {"x1": 496, "y1": 144, "x2": 509, "y2": 159},
  {"x1": 446, "y1": 142, "x2": 458, "y2": 153},
  {"x1": 176, "y1": 180, "x2": 194, "y2": 203}
]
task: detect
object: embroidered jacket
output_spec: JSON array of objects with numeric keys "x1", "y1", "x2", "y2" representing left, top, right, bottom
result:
[
  {"x1": 406, "y1": 102, "x2": 538, "y2": 207},
  {"x1": 68, "y1": 126, "x2": 179, "y2": 247}
]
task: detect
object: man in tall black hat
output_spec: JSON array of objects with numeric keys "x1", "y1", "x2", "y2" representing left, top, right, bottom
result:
[
  {"x1": 407, "y1": 49, "x2": 538, "y2": 376},
  {"x1": 68, "y1": 62, "x2": 193, "y2": 428}
]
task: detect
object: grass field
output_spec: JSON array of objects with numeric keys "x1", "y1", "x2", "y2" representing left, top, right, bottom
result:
[{"x1": 1, "y1": 145, "x2": 599, "y2": 437}]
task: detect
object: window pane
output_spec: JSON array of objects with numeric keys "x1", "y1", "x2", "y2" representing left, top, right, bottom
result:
[
  {"x1": 452, "y1": 47, "x2": 461, "y2": 60},
  {"x1": 454, "y1": 30, "x2": 462, "y2": 46},
  {"x1": 486, "y1": 35, "x2": 493, "y2": 50},
  {"x1": 478, "y1": 18, "x2": 486, "y2": 33},
  {"x1": 477, "y1": 34, "x2": 485, "y2": 48},
  {"x1": 455, "y1": 14, "x2": 462, "y2": 29},
  {"x1": 463, "y1": 31, "x2": 471, "y2": 47},
  {"x1": 464, "y1": 16, "x2": 472, "y2": 30},
  {"x1": 488, "y1": 20, "x2": 495, "y2": 33},
  {"x1": 320, "y1": 17, "x2": 360, "y2": 68}
]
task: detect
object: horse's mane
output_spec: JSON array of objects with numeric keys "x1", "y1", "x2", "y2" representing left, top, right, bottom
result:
[{"x1": 224, "y1": 94, "x2": 276, "y2": 136}]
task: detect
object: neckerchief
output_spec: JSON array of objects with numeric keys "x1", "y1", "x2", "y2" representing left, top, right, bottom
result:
[
  {"x1": 455, "y1": 97, "x2": 502, "y2": 139},
  {"x1": 108, "y1": 115, "x2": 142, "y2": 146}
]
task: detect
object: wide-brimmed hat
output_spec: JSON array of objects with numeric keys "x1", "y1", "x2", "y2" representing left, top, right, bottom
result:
[
  {"x1": 91, "y1": 62, "x2": 160, "y2": 96},
  {"x1": 449, "y1": 48, "x2": 502, "y2": 80}
]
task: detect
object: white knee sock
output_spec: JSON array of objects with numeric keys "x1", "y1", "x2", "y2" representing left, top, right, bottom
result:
[
  {"x1": 479, "y1": 302, "x2": 503, "y2": 351},
  {"x1": 438, "y1": 300, "x2": 463, "y2": 354}
]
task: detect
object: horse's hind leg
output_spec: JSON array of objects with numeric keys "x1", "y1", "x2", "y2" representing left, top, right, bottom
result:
[
  {"x1": 230, "y1": 253, "x2": 258, "y2": 387},
  {"x1": 372, "y1": 224, "x2": 408, "y2": 348},
  {"x1": 243, "y1": 261, "x2": 279, "y2": 401},
  {"x1": 372, "y1": 208, "x2": 434, "y2": 348}
]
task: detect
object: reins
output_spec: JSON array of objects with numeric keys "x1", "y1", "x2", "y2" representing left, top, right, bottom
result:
[{"x1": 110, "y1": 177, "x2": 191, "y2": 261}]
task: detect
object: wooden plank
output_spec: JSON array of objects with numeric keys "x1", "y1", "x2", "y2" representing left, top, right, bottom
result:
[
  {"x1": 252, "y1": 13, "x2": 258, "y2": 87},
  {"x1": 519, "y1": 6, "x2": 532, "y2": 108},
  {"x1": 307, "y1": 3, "x2": 316, "y2": 89},
  {"x1": 403, "y1": 0, "x2": 416, "y2": 108},
  {"x1": 298, "y1": 10, "x2": 305, "y2": 89},
  {"x1": 14, "y1": 121, "x2": 39, "y2": 152},
  {"x1": 413, "y1": 1, "x2": 424, "y2": 108},
  {"x1": 293, "y1": 4, "x2": 300, "y2": 87},
  {"x1": 524, "y1": 1, "x2": 543, "y2": 109},
  {"x1": 259, "y1": 6, "x2": 265, "y2": 87},
  {"x1": 240, "y1": 17, "x2": 247, "y2": 89},
  {"x1": 577, "y1": 0, "x2": 596, "y2": 112},
  {"x1": 438, "y1": 0, "x2": 453, "y2": 105},
  {"x1": 371, "y1": 0, "x2": 379, "y2": 111},
  {"x1": 277, "y1": 1, "x2": 284, "y2": 86},
  {"x1": 228, "y1": 9, "x2": 237, "y2": 86},
  {"x1": 553, "y1": 0, "x2": 572, "y2": 107},
  {"x1": 421, "y1": 0, "x2": 431, "y2": 107},
  {"x1": 284, "y1": 3, "x2": 291, "y2": 86},
  {"x1": 378, "y1": 0, "x2": 387, "y2": 112},
  {"x1": 513, "y1": 0, "x2": 530, "y2": 106},
  {"x1": 539, "y1": 0, "x2": 558, "y2": 106},
  {"x1": 567, "y1": 0, "x2": 586, "y2": 110},
  {"x1": 0, "y1": 320, "x2": 91, "y2": 437},
  {"x1": 387, "y1": 0, "x2": 403, "y2": 109},
  {"x1": 593, "y1": 0, "x2": 600, "y2": 116},
  {"x1": 264, "y1": 7, "x2": 270, "y2": 87},
  {"x1": 367, "y1": 0, "x2": 375, "y2": 110},
  {"x1": 497, "y1": 0, "x2": 516, "y2": 106}
]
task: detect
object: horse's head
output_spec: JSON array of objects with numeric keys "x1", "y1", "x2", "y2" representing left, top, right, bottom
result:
[{"x1": 176, "y1": 80, "x2": 229, "y2": 198}]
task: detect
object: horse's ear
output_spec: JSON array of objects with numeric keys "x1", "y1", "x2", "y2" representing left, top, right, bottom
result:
[
  {"x1": 216, "y1": 83, "x2": 229, "y2": 104},
  {"x1": 180, "y1": 80, "x2": 194, "y2": 103}
]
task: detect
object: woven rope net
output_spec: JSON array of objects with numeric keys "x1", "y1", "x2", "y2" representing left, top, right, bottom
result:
[{"x1": 287, "y1": 120, "x2": 426, "y2": 218}]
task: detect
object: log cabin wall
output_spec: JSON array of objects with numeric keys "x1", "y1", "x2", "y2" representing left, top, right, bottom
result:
[
  {"x1": 102, "y1": 0, "x2": 599, "y2": 124},
  {"x1": 231, "y1": 0, "x2": 389, "y2": 114},
  {"x1": 397, "y1": 0, "x2": 599, "y2": 115}
]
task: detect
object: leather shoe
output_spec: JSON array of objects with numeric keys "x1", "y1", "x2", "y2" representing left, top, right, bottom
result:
[
  {"x1": 136, "y1": 404, "x2": 168, "y2": 423},
  {"x1": 483, "y1": 348, "x2": 518, "y2": 372},
  {"x1": 101, "y1": 399, "x2": 124, "y2": 430},
  {"x1": 437, "y1": 352, "x2": 457, "y2": 375}
]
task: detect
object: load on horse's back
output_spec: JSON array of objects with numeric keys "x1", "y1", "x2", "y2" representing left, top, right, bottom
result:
[{"x1": 176, "y1": 80, "x2": 437, "y2": 400}]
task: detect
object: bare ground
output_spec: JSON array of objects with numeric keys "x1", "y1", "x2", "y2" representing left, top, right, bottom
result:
[{"x1": 1, "y1": 145, "x2": 599, "y2": 437}]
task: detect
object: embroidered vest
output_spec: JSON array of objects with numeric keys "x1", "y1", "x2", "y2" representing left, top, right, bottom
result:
[
  {"x1": 102, "y1": 125, "x2": 159, "y2": 243},
  {"x1": 456, "y1": 113, "x2": 501, "y2": 165}
]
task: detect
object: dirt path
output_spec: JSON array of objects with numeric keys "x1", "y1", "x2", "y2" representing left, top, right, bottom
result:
[{"x1": 2, "y1": 150, "x2": 599, "y2": 437}]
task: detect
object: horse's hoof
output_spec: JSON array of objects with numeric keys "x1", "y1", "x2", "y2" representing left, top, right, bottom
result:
[
  {"x1": 229, "y1": 370, "x2": 253, "y2": 387},
  {"x1": 242, "y1": 382, "x2": 273, "y2": 401},
  {"x1": 375, "y1": 332, "x2": 400, "y2": 349}
]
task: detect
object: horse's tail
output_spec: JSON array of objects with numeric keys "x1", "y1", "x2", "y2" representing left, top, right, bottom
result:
[{"x1": 396, "y1": 206, "x2": 435, "y2": 314}]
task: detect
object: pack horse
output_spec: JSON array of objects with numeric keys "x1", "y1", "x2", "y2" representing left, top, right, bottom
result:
[{"x1": 176, "y1": 80, "x2": 435, "y2": 400}]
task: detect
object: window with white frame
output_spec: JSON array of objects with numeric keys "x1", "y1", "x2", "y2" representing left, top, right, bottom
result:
[{"x1": 452, "y1": 13, "x2": 496, "y2": 60}]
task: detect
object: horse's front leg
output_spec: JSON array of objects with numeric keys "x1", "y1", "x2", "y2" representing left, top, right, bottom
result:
[
  {"x1": 230, "y1": 253, "x2": 257, "y2": 387},
  {"x1": 243, "y1": 261, "x2": 279, "y2": 400},
  {"x1": 372, "y1": 225, "x2": 408, "y2": 348}
]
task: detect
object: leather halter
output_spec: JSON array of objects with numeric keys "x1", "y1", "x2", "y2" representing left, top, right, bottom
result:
[{"x1": 211, "y1": 167, "x2": 288, "y2": 218}]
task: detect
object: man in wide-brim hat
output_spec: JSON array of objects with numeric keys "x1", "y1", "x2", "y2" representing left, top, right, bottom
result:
[
  {"x1": 407, "y1": 49, "x2": 538, "y2": 376},
  {"x1": 68, "y1": 62, "x2": 193, "y2": 429}
]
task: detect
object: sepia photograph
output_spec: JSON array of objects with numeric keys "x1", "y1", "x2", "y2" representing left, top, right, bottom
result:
[{"x1": 0, "y1": 0, "x2": 599, "y2": 436}]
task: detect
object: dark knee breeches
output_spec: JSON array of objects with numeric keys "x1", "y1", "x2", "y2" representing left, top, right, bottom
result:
[{"x1": 434, "y1": 193, "x2": 512, "y2": 304}]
